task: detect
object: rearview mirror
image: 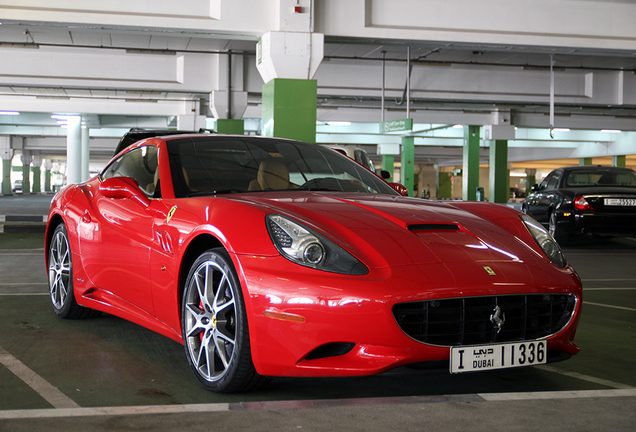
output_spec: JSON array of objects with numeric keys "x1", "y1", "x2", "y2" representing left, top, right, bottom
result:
[{"x1": 99, "y1": 176, "x2": 150, "y2": 208}]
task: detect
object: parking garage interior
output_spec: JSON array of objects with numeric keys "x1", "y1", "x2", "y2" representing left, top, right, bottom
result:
[{"x1": 1, "y1": 1, "x2": 635, "y2": 431}]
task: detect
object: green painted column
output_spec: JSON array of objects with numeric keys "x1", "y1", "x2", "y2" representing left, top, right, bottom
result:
[
  {"x1": 489, "y1": 140, "x2": 508, "y2": 204},
  {"x1": 463, "y1": 125, "x2": 480, "y2": 201},
  {"x1": 32, "y1": 166, "x2": 41, "y2": 193},
  {"x1": 2, "y1": 159, "x2": 10, "y2": 195},
  {"x1": 215, "y1": 119, "x2": 244, "y2": 135},
  {"x1": 44, "y1": 168, "x2": 51, "y2": 192},
  {"x1": 580, "y1": 157, "x2": 592, "y2": 166},
  {"x1": 262, "y1": 78, "x2": 317, "y2": 143},
  {"x1": 613, "y1": 155, "x2": 626, "y2": 167},
  {"x1": 401, "y1": 136, "x2": 415, "y2": 197},
  {"x1": 437, "y1": 172, "x2": 452, "y2": 199},
  {"x1": 382, "y1": 155, "x2": 394, "y2": 181}
]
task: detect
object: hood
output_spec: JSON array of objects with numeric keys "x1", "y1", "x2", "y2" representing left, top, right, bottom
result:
[{"x1": 237, "y1": 192, "x2": 532, "y2": 269}]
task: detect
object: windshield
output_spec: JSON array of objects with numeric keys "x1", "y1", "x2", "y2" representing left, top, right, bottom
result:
[
  {"x1": 167, "y1": 136, "x2": 398, "y2": 198},
  {"x1": 565, "y1": 169, "x2": 636, "y2": 188}
]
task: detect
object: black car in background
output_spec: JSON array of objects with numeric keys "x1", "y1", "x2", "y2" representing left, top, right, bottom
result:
[{"x1": 522, "y1": 166, "x2": 636, "y2": 245}]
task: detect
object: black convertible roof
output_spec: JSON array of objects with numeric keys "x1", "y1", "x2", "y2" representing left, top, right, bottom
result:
[{"x1": 114, "y1": 128, "x2": 215, "y2": 156}]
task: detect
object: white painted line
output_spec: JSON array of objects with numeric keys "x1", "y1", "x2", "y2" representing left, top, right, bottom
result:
[
  {"x1": 537, "y1": 365, "x2": 635, "y2": 389},
  {"x1": 479, "y1": 388, "x2": 636, "y2": 401},
  {"x1": 584, "y1": 301, "x2": 636, "y2": 312},
  {"x1": 0, "y1": 346, "x2": 80, "y2": 409},
  {"x1": 0, "y1": 403, "x2": 230, "y2": 420},
  {"x1": 0, "y1": 389, "x2": 634, "y2": 420},
  {"x1": 584, "y1": 288, "x2": 636, "y2": 291},
  {"x1": 582, "y1": 279, "x2": 636, "y2": 282},
  {"x1": 0, "y1": 293, "x2": 48, "y2": 296}
]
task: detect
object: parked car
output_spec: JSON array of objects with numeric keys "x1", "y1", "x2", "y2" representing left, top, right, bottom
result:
[
  {"x1": 522, "y1": 165, "x2": 636, "y2": 245},
  {"x1": 12, "y1": 179, "x2": 22, "y2": 194},
  {"x1": 46, "y1": 133, "x2": 582, "y2": 393}
]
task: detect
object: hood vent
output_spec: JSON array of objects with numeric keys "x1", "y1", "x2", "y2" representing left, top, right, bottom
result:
[{"x1": 408, "y1": 223, "x2": 460, "y2": 232}]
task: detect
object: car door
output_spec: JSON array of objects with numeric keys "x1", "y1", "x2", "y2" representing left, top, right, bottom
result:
[
  {"x1": 528, "y1": 171, "x2": 562, "y2": 223},
  {"x1": 80, "y1": 145, "x2": 159, "y2": 314}
]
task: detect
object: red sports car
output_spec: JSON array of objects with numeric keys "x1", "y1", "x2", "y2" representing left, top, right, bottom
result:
[{"x1": 46, "y1": 134, "x2": 582, "y2": 393}]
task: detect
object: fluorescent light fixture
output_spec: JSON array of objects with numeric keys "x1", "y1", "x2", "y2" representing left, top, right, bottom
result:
[
  {"x1": 56, "y1": 120, "x2": 68, "y2": 124},
  {"x1": 0, "y1": 111, "x2": 19, "y2": 115},
  {"x1": 452, "y1": 124, "x2": 464, "y2": 129},
  {"x1": 326, "y1": 121, "x2": 351, "y2": 126},
  {"x1": 601, "y1": 129, "x2": 621, "y2": 133},
  {"x1": 51, "y1": 114, "x2": 80, "y2": 119},
  {"x1": 552, "y1": 128, "x2": 570, "y2": 132}
]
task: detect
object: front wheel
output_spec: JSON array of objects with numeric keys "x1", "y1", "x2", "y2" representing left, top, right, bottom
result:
[
  {"x1": 48, "y1": 223, "x2": 100, "y2": 319},
  {"x1": 181, "y1": 248, "x2": 268, "y2": 393},
  {"x1": 549, "y1": 211, "x2": 569, "y2": 247}
]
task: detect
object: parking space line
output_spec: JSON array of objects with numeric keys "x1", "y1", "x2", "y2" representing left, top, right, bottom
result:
[
  {"x1": 479, "y1": 388, "x2": 636, "y2": 401},
  {"x1": 0, "y1": 293, "x2": 48, "y2": 296},
  {"x1": 584, "y1": 301, "x2": 636, "y2": 312},
  {"x1": 584, "y1": 288, "x2": 636, "y2": 291},
  {"x1": 537, "y1": 365, "x2": 635, "y2": 389},
  {"x1": 0, "y1": 346, "x2": 80, "y2": 409},
  {"x1": 0, "y1": 389, "x2": 634, "y2": 420}
]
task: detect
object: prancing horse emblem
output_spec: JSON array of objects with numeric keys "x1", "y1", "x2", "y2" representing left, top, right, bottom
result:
[{"x1": 490, "y1": 306, "x2": 505, "y2": 333}]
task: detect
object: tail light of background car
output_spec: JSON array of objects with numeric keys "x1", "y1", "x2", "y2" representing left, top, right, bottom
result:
[{"x1": 573, "y1": 196, "x2": 592, "y2": 210}]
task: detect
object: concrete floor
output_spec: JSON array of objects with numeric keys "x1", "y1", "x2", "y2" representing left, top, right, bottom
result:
[{"x1": 0, "y1": 195, "x2": 635, "y2": 431}]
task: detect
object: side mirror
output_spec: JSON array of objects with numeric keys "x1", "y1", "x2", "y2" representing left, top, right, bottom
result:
[
  {"x1": 99, "y1": 176, "x2": 150, "y2": 208},
  {"x1": 531, "y1": 184, "x2": 540, "y2": 192},
  {"x1": 389, "y1": 182, "x2": 409, "y2": 197},
  {"x1": 379, "y1": 169, "x2": 391, "y2": 180}
]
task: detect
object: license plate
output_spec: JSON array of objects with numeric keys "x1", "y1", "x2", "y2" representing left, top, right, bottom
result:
[
  {"x1": 450, "y1": 340, "x2": 547, "y2": 373},
  {"x1": 605, "y1": 198, "x2": 636, "y2": 206}
]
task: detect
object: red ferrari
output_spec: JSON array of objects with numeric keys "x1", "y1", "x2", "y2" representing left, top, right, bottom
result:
[{"x1": 46, "y1": 134, "x2": 582, "y2": 393}]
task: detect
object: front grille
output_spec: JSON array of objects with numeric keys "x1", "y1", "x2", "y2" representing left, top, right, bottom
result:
[{"x1": 392, "y1": 294, "x2": 577, "y2": 346}]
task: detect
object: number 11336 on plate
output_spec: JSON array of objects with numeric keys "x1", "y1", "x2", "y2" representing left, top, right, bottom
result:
[{"x1": 450, "y1": 340, "x2": 547, "y2": 373}]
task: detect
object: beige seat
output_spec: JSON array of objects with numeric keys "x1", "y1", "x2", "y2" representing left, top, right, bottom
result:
[{"x1": 248, "y1": 159, "x2": 290, "y2": 191}]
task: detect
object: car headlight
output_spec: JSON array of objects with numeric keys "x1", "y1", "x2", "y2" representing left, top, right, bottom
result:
[
  {"x1": 267, "y1": 214, "x2": 368, "y2": 275},
  {"x1": 520, "y1": 214, "x2": 567, "y2": 268}
]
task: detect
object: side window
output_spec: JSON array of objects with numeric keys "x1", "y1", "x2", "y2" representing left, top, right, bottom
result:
[
  {"x1": 101, "y1": 146, "x2": 159, "y2": 198},
  {"x1": 546, "y1": 172, "x2": 561, "y2": 190},
  {"x1": 538, "y1": 175, "x2": 551, "y2": 190}
]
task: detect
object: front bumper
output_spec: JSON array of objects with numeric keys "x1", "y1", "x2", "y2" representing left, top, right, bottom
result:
[{"x1": 235, "y1": 254, "x2": 582, "y2": 377}]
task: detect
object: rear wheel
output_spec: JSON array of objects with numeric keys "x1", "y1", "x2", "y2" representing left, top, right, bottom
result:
[
  {"x1": 48, "y1": 223, "x2": 100, "y2": 319},
  {"x1": 549, "y1": 211, "x2": 569, "y2": 247},
  {"x1": 181, "y1": 248, "x2": 268, "y2": 393}
]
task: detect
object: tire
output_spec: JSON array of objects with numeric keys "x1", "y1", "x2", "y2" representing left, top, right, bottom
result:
[
  {"x1": 549, "y1": 211, "x2": 569, "y2": 247},
  {"x1": 181, "y1": 248, "x2": 268, "y2": 393},
  {"x1": 48, "y1": 223, "x2": 100, "y2": 319}
]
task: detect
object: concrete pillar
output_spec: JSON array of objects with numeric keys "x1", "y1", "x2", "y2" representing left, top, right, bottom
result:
[
  {"x1": 31, "y1": 155, "x2": 42, "y2": 193},
  {"x1": 21, "y1": 152, "x2": 32, "y2": 194},
  {"x1": 66, "y1": 116, "x2": 82, "y2": 185},
  {"x1": 81, "y1": 126, "x2": 90, "y2": 181},
  {"x1": 44, "y1": 159, "x2": 52, "y2": 192},
  {"x1": 257, "y1": 29, "x2": 324, "y2": 144},
  {"x1": 580, "y1": 157, "x2": 593, "y2": 166},
  {"x1": 214, "y1": 119, "x2": 244, "y2": 134},
  {"x1": 613, "y1": 155, "x2": 626, "y2": 167},
  {"x1": 0, "y1": 136, "x2": 12, "y2": 196},
  {"x1": 463, "y1": 125, "x2": 480, "y2": 201},
  {"x1": 401, "y1": 136, "x2": 415, "y2": 197},
  {"x1": 382, "y1": 155, "x2": 394, "y2": 181},
  {"x1": 489, "y1": 140, "x2": 508, "y2": 204},
  {"x1": 262, "y1": 78, "x2": 317, "y2": 143}
]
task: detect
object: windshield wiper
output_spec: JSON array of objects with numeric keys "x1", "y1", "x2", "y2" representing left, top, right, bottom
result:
[{"x1": 186, "y1": 189, "x2": 245, "y2": 197}]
